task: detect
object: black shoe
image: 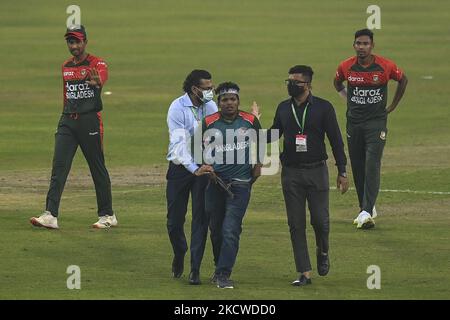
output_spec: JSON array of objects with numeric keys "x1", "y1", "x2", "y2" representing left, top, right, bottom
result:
[
  {"x1": 217, "y1": 274, "x2": 234, "y2": 289},
  {"x1": 317, "y1": 250, "x2": 330, "y2": 276},
  {"x1": 291, "y1": 274, "x2": 312, "y2": 286},
  {"x1": 172, "y1": 256, "x2": 184, "y2": 278},
  {"x1": 189, "y1": 271, "x2": 201, "y2": 285}
]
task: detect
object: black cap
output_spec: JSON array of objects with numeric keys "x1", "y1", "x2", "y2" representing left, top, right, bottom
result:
[{"x1": 64, "y1": 25, "x2": 87, "y2": 41}]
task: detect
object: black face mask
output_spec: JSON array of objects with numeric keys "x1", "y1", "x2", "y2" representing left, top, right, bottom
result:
[{"x1": 287, "y1": 83, "x2": 306, "y2": 97}]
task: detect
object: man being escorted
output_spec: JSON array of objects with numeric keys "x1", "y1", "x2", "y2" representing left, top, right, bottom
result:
[
  {"x1": 30, "y1": 25, "x2": 116, "y2": 229},
  {"x1": 334, "y1": 29, "x2": 408, "y2": 229},
  {"x1": 269, "y1": 65, "x2": 348, "y2": 286},
  {"x1": 202, "y1": 82, "x2": 263, "y2": 289}
]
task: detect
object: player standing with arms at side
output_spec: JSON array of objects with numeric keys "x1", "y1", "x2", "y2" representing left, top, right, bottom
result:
[
  {"x1": 30, "y1": 25, "x2": 117, "y2": 229},
  {"x1": 334, "y1": 29, "x2": 408, "y2": 229}
]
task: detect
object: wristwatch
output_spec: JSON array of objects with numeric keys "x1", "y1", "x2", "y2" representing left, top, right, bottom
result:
[{"x1": 339, "y1": 172, "x2": 347, "y2": 178}]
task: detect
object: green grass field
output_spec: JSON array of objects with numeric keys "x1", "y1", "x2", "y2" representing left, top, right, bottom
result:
[{"x1": 1, "y1": 0, "x2": 449, "y2": 300}]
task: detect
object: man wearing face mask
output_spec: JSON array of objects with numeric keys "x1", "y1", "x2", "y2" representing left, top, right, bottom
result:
[
  {"x1": 166, "y1": 69, "x2": 217, "y2": 285},
  {"x1": 268, "y1": 65, "x2": 348, "y2": 286}
]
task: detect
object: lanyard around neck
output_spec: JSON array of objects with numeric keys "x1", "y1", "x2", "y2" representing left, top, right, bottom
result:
[
  {"x1": 190, "y1": 105, "x2": 204, "y2": 122},
  {"x1": 291, "y1": 102, "x2": 309, "y2": 134}
]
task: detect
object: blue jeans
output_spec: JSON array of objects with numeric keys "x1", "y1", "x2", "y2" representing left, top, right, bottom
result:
[{"x1": 206, "y1": 179, "x2": 252, "y2": 277}]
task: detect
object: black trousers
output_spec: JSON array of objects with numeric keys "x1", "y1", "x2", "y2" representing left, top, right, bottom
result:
[
  {"x1": 281, "y1": 163, "x2": 329, "y2": 273},
  {"x1": 46, "y1": 112, "x2": 113, "y2": 217},
  {"x1": 347, "y1": 119, "x2": 387, "y2": 214},
  {"x1": 166, "y1": 162, "x2": 209, "y2": 272}
]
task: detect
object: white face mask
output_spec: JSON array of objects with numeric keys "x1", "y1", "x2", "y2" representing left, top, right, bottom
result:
[{"x1": 201, "y1": 89, "x2": 214, "y2": 103}]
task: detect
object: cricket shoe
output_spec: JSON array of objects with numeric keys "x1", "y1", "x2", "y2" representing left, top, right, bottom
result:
[
  {"x1": 92, "y1": 214, "x2": 118, "y2": 229},
  {"x1": 30, "y1": 211, "x2": 59, "y2": 229},
  {"x1": 353, "y1": 207, "x2": 377, "y2": 224},
  {"x1": 217, "y1": 275, "x2": 234, "y2": 289},
  {"x1": 354, "y1": 211, "x2": 375, "y2": 229},
  {"x1": 291, "y1": 274, "x2": 312, "y2": 286}
]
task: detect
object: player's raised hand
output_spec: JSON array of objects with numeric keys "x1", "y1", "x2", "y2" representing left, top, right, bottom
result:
[
  {"x1": 251, "y1": 101, "x2": 261, "y2": 119},
  {"x1": 85, "y1": 68, "x2": 101, "y2": 88}
]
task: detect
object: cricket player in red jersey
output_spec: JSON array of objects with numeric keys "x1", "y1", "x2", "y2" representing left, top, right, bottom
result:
[
  {"x1": 30, "y1": 25, "x2": 117, "y2": 229},
  {"x1": 334, "y1": 29, "x2": 408, "y2": 229}
]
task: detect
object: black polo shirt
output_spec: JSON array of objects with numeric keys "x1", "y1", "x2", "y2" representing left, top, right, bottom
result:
[{"x1": 269, "y1": 94, "x2": 347, "y2": 174}]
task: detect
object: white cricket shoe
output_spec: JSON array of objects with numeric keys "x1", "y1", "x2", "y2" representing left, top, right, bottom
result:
[
  {"x1": 353, "y1": 207, "x2": 378, "y2": 224},
  {"x1": 30, "y1": 211, "x2": 59, "y2": 229},
  {"x1": 92, "y1": 214, "x2": 118, "y2": 229},
  {"x1": 355, "y1": 211, "x2": 375, "y2": 229}
]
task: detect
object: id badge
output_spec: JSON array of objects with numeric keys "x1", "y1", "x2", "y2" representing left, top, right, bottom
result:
[{"x1": 296, "y1": 134, "x2": 307, "y2": 152}]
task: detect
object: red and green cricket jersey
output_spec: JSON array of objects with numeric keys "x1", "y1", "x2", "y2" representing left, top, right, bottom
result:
[
  {"x1": 62, "y1": 54, "x2": 108, "y2": 114},
  {"x1": 335, "y1": 55, "x2": 403, "y2": 124}
]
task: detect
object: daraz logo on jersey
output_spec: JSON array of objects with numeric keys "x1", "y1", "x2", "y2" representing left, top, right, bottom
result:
[
  {"x1": 347, "y1": 72, "x2": 385, "y2": 85},
  {"x1": 65, "y1": 82, "x2": 95, "y2": 100},
  {"x1": 348, "y1": 75, "x2": 365, "y2": 82},
  {"x1": 351, "y1": 87, "x2": 383, "y2": 105}
]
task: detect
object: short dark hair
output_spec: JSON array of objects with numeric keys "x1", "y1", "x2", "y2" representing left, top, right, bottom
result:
[
  {"x1": 215, "y1": 82, "x2": 240, "y2": 102},
  {"x1": 354, "y1": 28, "x2": 374, "y2": 42},
  {"x1": 183, "y1": 69, "x2": 212, "y2": 94},
  {"x1": 288, "y1": 65, "x2": 314, "y2": 82}
]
